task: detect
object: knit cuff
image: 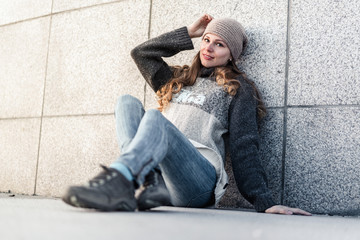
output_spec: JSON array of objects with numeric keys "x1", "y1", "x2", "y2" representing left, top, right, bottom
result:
[
  {"x1": 172, "y1": 26, "x2": 195, "y2": 51},
  {"x1": 253, "y1": 194, "x2": 276, "y2": 212}
]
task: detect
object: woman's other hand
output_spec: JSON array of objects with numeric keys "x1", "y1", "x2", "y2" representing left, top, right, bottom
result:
[
  {"x1": 265, "y1": 205, "x2": 312, "y2": 216},
  {"x1": 187, "y1": 14, "x2": 213, "y2": 38}
]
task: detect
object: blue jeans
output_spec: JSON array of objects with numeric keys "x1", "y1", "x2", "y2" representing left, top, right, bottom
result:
[{"x1": 113, "y1": 94, "x2": 216, "y2": 207}]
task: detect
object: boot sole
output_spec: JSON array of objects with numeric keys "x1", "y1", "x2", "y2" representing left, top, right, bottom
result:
[
  {"x1": 62, "y1": 192, "x2": 137, "y2": 212},
  {"x1": 137, "y1": 199, "x2": 172, "y2": 211}
]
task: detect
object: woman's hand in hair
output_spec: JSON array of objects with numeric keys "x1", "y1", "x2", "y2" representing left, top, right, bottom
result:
[
  {"x1": 187, "y1": 14, "x2": 213, "y2": 38},
  {"x1": 265, "y1": 205, "x2": 312, "y2": 216}
]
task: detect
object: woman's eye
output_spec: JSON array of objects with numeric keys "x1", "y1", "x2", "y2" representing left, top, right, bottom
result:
[
  {"x1": 216, "y1": 43, "x2": 224, "y2": 47},
  {"x1": 204, "y1": 38, "x2": 210, "y2": 42}
]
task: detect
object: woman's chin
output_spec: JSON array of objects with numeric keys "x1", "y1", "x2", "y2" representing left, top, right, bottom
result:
[{"x1": 200, "y1": 61, "x2": 213, "y2": 68}]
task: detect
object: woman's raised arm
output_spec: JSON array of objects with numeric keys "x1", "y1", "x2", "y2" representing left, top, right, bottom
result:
[{"x1": 131, "y1": 27, "x2": 194, "y2": 92}]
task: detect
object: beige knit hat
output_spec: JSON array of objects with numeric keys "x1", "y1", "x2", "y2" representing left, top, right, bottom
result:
[{"x1": 202, "y1": 18, "x2": 248, "y2": 60}]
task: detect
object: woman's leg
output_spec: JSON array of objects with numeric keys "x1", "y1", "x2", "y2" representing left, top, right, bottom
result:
[
  {"x1": 63, "y1": 94, "x2": 216, "y2": 210},
  {"x1": 113, "y1": 95, "x2": 170, "y2": 209},
  {"x1": 62, "y1": 95, "x2": 144, "y2": 211},
  {"x1": 160, "y1": 157, "x2": 217, "y2": 208},
  {"x1": 114, "y1": 94, "x2": 145, "y2": 153},
  {"x1": 159, "y1": 138, "x2": 217, "y2": 208},
  {"x1": 114, "y1": 101, "x2": 217, "y2": 207}
]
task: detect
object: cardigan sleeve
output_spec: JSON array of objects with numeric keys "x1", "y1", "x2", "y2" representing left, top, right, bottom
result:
[
  {"x1": 228, "y1": 80, "x2": 276, "y2": 212},
  {"x1": 130, "y1": 27, "x2": 194, "y2": 92}
]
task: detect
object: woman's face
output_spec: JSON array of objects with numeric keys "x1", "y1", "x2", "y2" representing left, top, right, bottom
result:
[{"x1": 199, "y1": 33, "x2": 231, "y2": 68}]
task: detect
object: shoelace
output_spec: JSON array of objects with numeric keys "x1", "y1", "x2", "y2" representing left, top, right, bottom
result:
[
  {"x1": 87, "y1": 165, "x2": 118, "y2": 187},
  {"x1": 143, "y1": 170, "x2": 159, "y2": 188}
]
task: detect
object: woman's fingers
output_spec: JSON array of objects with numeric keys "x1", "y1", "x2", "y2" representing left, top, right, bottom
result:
[
  {"x1": 202, "y1": 14, "x2": 213, "y2": 24},
  {"x1": 188, "y1": 13, "x2": 214, "y2": 38},
  {"x1": 265, "y1": 205, "x2": 312, "y2": 216},
  {"x1": 289, "y1": 207, "x2": 312, "y2": 216}
]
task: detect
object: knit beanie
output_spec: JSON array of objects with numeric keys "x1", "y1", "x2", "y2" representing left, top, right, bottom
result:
[{"x1": 202, "y1": 18, "x2": 248, "y2": 60}]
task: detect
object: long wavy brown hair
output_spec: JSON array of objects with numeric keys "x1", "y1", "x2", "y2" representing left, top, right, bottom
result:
[{"x1": 156, "y1": 51, "x2": 266, "y2": 119}]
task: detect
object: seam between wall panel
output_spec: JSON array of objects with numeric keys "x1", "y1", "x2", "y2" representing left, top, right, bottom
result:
[
  {"x1": 0, "y1": 0, "x2": 124, "y2": 28},
  {"x1": 281, "y1": 0, "x2": 292, "y2": 204},
  {"x1": 33, "y1": 0, "x2": 54, "y2": 195},
  {"x1": 144, "y1": 0, "x2": 153, "y2": 107}
]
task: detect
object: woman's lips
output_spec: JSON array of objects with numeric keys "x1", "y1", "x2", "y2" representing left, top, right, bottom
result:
[{"x1": 202, "y1": 53, "x2": 213, "y2": 60}]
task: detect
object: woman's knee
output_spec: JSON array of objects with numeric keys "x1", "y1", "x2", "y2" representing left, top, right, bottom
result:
[
  {"x1": 143, "y1": 108, "x2": 163, "y2": 121},
  {"x1": 115, "y1": 94, "x2": 143, "y2": 114}
]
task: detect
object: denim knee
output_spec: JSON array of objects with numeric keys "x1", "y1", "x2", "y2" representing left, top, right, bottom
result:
[
  {"x1": 115, "y1": 94, "x2": 142, "y2": 114},
  {"x1": 143, "y1": 108, "x2": 163, "y2": 120}
]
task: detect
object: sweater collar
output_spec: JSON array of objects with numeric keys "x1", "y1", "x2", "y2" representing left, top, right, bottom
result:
[{"x1": 199, "y1": 67, "x2": 215, "y2": 78}]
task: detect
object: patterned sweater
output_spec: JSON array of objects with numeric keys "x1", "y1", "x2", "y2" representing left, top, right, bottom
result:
[{"x1": 131, "y1": 26, "x2": 276, "y2": 212}]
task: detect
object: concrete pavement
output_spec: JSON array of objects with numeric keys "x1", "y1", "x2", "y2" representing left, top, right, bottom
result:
[{"x1": 0, "y1": 193, "x2": 359, "y2": 240}]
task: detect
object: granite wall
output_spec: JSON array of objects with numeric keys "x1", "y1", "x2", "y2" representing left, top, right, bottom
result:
[{"x1": 1, "y1": 0, "x2": 359, "y2": 215}]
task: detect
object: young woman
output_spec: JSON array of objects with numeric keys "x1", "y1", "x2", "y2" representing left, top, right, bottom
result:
[{"x1": 63, "y1": 14, "x2": 311, "y2": 216}]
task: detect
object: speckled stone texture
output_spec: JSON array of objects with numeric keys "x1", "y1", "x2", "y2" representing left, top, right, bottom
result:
[
  {"x1": 284, "y1": 107, "x2": 360, "y2": 215},
  {"x1": 288, "y1": 0, "x2": 360, "y2": 106},
  {"x1": 144, "y1": 83, "x2": 158, "y2": 110},
  {"x1": 0, "y1": 17, "x2": 50, "y2": 118},
  {"x1": 52, "y1": 0, "x2": 118, "y2": 13},
  {"x1": 0, "y1": 119, "x2": 40, "y2": 194},
  {"x1": 147, "y1": 0, "x2": 288, "y2": 108},
  {"x1": 36, "y1": 115, "x2": 119, "y2": 197},
  {"x1": 44, "y1": 0, "x2": 149, "y2": 116},
  {"x1": 0, "y1": 0, "x2": 52, "y2": 25},
  {"x1": 219, "y1": 109, "x2": 284, "y2": 209}
]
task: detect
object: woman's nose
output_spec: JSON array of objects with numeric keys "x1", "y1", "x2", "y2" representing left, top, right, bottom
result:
[{"x1": 205, "y1": 43, "x2": 214, "y2": 52}]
